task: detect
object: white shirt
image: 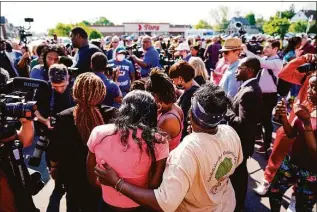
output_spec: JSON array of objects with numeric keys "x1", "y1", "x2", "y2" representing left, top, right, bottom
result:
[
  {"x1": 245, "y1": 50, "x2": 283, "y2": 93},
  {"x1": 154, "y1": 125, "x2": 243, "y2": 212},
  {"x1": 240, "y1": 77, "x2": 257, "y2": 88}
]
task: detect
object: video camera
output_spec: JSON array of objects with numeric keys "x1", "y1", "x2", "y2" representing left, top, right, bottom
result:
[
  {"x1": 0, "y1": 77, "x2": 49, "y2": 212},
  {"x1": 0, "y1": 77, "x2": 49, "y2": 139},
  {"x1": 18, "y1": 18, "x2": 34, "y2": 45},
  {"x1": 127, "y1": 43, "x2": 143, "y2": 58}
]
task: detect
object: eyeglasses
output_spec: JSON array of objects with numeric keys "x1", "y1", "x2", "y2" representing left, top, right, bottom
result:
[{"x1": 112, "y1": 41, "x2": 118, "y2": 43}]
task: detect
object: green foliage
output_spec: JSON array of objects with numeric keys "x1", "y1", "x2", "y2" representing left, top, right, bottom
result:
[
  {"x1": 94, "y1": 17, "x2": 114, "y2": 26},
  {"x1": 81, "y1": 20, "x2": 91, "y2": 26},
  {"x1": 89, "y1": 30, "x2": 102, "y2": 39},
  {"x1": 275, "y1": 4, "x2": 296, "y2": 19},
  {"x1": 48, "y1": 22, "x2": 103, "y2": 39},
  {"x1": 263, "y1": 16, "x2": 290, "y2": 38},
  {"x1": 48, "y1": 23, "x2": 72, "y2": 36},
  {"x1": 245, "y1": 13, "x2": 256, "y2": 25},
  {"x1": 195, "y1": 20, "x2": 212, "y2": 29},
  {"x1": 289, "y1": 21, "x2": 308, "y2": 33},
  {"x1": 256, "y1": 16, "x2": 265, "y2": 33}
]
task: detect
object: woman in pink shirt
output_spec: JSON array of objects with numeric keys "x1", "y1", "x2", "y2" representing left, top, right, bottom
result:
[
  {"x1": 145, "y1": 68, "x2": 184, "y2": 151},
  {"x1": 87, "y1": 90, "x2": 169, "y2": 212}
]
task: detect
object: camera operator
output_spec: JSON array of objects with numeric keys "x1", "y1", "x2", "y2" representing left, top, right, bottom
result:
[
  {"x1": 0, "y1": 68, "x2": 35, "y2": 212},
  {"x1": 70, "y1": 27, "x2": 102, "y2": 75},
  {"x1": 108, "y1": 47, "x2": 135, "y2": 96},
  {"x1": 31, "y1": 64, "x2": 75, "y2": 211},
  {"x1": 0, "y1": 37, "x2": 19, "y2": 78},
  {"x1": 130, "y1": 35, "x2": 160, "y2": 80},
  {"x1": 246, "y1": 36, "x2": 262, "y2": 55}
]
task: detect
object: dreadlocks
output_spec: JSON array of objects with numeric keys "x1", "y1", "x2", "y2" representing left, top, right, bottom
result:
[{"x1": 72, "y1": 72, "x2": 106, "y2": 143}]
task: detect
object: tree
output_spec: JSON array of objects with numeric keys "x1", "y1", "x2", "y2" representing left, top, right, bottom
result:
[
  {"x1": 48, "y1": 23, "x2": 72, "y2": 36},
  {"x1": 276, "y1": 4, "x2": 296, "y2": 19},
  {"x1": 256, "y1": 16, "x2": 265, "y2": 32},
  {"x1": 210, "y1": 6, "x2": 229, "y2": 31},
  {"x1": 289, "y1": 21, "x2": 308, "y2": 33},
  {"x1": 245, "y1": 13, "x2": 256, "y2": 25},
  {"x1": 48, "y1": 21, "x2": 103, "y2": 39},
  {"x1": 89, "y1": 30, "x2": 102, "y2": 39},
  {"x1": 195, "y1": 20, "x2": 212, "y2": 29},
  {"x1": 263, "y1": 16, "x2": 290, "y2": 38},
  {"x1": 81, "y1": 20, "x2": 91, "y2": 26},
  {"x1": 94, "y1": 17, "x2": 114, "y2": 26}
]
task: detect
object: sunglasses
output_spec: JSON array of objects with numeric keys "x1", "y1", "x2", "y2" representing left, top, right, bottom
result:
[{"x1": 223, "y1": 51, "x2": 232, "y2": 55}]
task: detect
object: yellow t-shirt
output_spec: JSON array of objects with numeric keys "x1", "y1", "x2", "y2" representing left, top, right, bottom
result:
[{"x1": 154, "y1": 125, "x2": 243, "y2": 212}]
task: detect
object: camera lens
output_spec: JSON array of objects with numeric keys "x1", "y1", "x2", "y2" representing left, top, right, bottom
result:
[{"x1": 5, "y1": 101, "x2": 37, "y2": 119}]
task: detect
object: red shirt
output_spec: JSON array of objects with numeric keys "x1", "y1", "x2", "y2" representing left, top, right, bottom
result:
[{"x1": 290, "y1": 116, "x2": 317, "y2": 173}]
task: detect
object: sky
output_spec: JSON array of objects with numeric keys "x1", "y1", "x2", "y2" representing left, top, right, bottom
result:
[{"x1": 1, "y1": 1, "x2": 316, "y2": 33}]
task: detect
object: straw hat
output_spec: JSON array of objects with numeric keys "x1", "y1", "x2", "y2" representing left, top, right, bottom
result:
[{"x1": 219, "y1": 38, "x2": 242, "y2": 52}]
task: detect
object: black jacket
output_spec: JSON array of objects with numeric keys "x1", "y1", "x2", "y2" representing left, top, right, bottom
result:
[{"x1": 226, "y1": 79, "x2": 262, "y2": 158}]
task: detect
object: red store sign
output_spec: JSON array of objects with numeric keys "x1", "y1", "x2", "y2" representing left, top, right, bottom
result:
[{"x1": 138, "y1": 24, "x2": 160, "y2": 31}]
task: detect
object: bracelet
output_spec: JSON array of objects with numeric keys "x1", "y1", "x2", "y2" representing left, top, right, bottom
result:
[
  {"x1": 118, "y1": 180, "x2": 125, "y2": 193},
  {"x1": 114, "y1": 178, "x2": 123, "y2": 191},
  {"x1": 304, "y1": 129, "x2": 314, "y2": 133}
]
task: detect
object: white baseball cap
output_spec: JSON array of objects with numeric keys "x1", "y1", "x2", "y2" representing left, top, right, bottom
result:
[{"x1": 175, "y1": 42, "x2": 190, "y2": 51}]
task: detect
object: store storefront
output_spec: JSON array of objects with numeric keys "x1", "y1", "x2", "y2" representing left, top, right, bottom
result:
[{"x1": 91, "y1": 22, "x2": 192, "y2": 37}]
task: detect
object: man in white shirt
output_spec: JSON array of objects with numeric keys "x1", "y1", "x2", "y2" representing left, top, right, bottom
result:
[
  {"x1": 94, "y1": 83, "x2": 243, "y2": 212},
  {"x1": 241, "y1": 40, "x2": 283, "y2": 155}
]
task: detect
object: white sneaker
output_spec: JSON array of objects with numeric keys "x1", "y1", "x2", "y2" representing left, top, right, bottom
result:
[
  {"x1": 287, "y1": 195, "x2": 296, "y2": 212},
  {"x1": 254, "y1": 179, "x2": 270, "y2": 196}
]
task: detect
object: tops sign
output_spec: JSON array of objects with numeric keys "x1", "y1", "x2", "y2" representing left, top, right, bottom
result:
[
  {"x1": 123, "y1": 23, "x2": 169, "y2": 32},
  {"x1": 138, "y1": 24, "x2": 160, "y2": 31}
]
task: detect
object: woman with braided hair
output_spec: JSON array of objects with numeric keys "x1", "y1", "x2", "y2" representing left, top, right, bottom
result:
[
  {"x1": 49, "y1": 72, "x2": 117, "y2": 212},
  {"x1": 87, "y1": 90, "x2": 169, "y2": 212}
]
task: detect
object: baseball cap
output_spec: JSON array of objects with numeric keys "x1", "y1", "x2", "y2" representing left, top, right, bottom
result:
[
  {"x1": 116, "y1": 47, "x2": 126, "y2": 54},
  {"x1": 175, "y1": 43, "x2": 190, "y2": 51}
]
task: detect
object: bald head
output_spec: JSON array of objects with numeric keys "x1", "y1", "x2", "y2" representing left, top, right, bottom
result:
[{"x1": 142, "y1": 35, "x2": 152, "y2": 50}]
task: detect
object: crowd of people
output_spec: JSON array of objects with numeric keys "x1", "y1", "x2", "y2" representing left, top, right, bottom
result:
[{"x1": 0, "y1": 26, "x2": 316, "y2": 212}]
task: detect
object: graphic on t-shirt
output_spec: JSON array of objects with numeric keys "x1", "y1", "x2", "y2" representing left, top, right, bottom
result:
[
  {"x1": 215, "y1": 157, "x2": 233, "y2": 181},
  {"x1": 208, "y1": 151, "x2": 237, "y2": 195}
]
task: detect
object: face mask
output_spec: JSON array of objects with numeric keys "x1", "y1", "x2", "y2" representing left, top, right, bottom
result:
[{"x1": 117, "y1": 54, "x2": 125, "y2": 62}]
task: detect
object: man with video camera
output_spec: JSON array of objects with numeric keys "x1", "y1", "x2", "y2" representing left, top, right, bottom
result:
[
  {"x1": 130, "y1": 36, "x2": 160, "y2": 79},
  {"x1": 31, "y1": 64, "x2": 75, "y2": 212},
  {"x1": 0, "y1": 68, "x2": 35, "y2": 212}
]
